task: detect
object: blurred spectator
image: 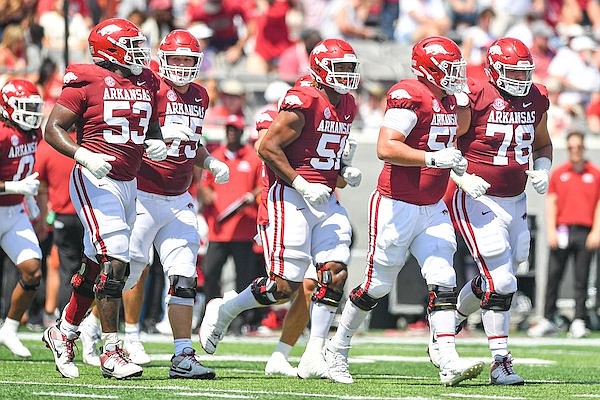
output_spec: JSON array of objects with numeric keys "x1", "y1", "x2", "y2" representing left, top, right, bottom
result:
[
  {"x1": 0, "y1": 24, "x2": 27, "y2": 79},
  {"x1": 203, "y1": 79, "x2": 247, "y2": 130},
  {"x1": 247, "y1": 0, "x2": 294, "y2": 74},
  {"x1": 117, "y1": 0, "x2": 147, "y2": 19},
  {"x1": 189, "y1": 23, "x2": 216, "y2": 74},
  {"x1": 546, "y1": 79, "x2": 574, "y2": 139},
  {"x1": 447, "y1": 0, "x2": 478, "y2": 33},
  {"x1": 460, "y1": 7, "x2": 496, "y2": 82},
  {"x1": 35, "y1": 58, "x2": 63, "y2": 117},
  {"x1": 490, "y1": 0, "x2": 536, "y2": 38},
  {"x1": 394, "y1": 0, "x2": 451, "y2": 44},
  {"x1": 37, "y1": 0, "x2": 92, "y2": 68},
  {"x1": 321, "y1": 0, "x2": 384, "y2": 41},
  {"x1": 505, "y1": 11, "x2": 544, "y2": 48},
  {"x1": 24, "y1": 24, "x2": 45, "y2": 74},
  {"x1": 380, "y1": 0, "x2": 399, "y2": 41},
  {"x1": 548, "y1": 35, "x2": 600, "y2": 115},
  {"x1": 186, "y1": 0, "x2": 257, "y2": 65},
  {"x1": 198, "y1": 115, "x2": 263, "y2": 334},
  {"x1": 528, "y1": 131, "x2": 600, "y2": 338},
  {"x1": 277, "y1": 28, "x2": 321, "y2": 82},
  {"x1": 529, "y1": 20, "x2": 557, "y2": 81},
  {"x1": 358, "y1": 81, "x2": 386, "y2": 133},
  {"x1": 586, "y1": 93, "x2": 600, "y2": 135}
]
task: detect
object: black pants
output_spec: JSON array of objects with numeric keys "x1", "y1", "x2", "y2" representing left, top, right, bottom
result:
[
  {"x1": 52, "y1": 213, "x2": 84, "y2": 311},
  {"x1": 545, "y1": 225, "x2": 593, "y2": 320}
]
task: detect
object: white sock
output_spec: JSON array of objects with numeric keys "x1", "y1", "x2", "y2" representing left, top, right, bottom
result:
[
  {"x1": 174, "y1": 338, "x2": 193, "y2": 355},
  {"x1": 59, "y1": 319, "x2": 79, "y2": 335},
  {"x1": 81, "y1": 312, "x2": 100, "y2": 334},
  {"x1": 102, "y1": 332, "x2": 119, "y2": 350},
  {"x1": 331, "y1": 301, "x2": 367, "y2": 350},
  {"x1": 125, "y1": 323, "x2": 140, "y2": 341},
  {"x1": 1, "y1": 318, "x2": 19, "y2": 334},
  {"x1": 308, "y1": 301, "x2": 336, "y2": 341},
  {"x1": 228, "y1": 286, "x2": 264, "y2": 317},
  {"x1": 430, "y1": 309, "x2": 459, "y2": 366},
  {"x1": 273, "y1": 341, "x2": 293, "y2": 359},
  {"x1": 456, "y1": 282, "x2": 481, "y2": 325},
  {"x1": 482, "y1": 309, "x2": 509, "y2": 357}
]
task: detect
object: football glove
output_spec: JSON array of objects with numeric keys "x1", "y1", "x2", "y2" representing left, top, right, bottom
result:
[
  {"x1": 451, "y1": 170, "x2": 490, "y2": 199},
  {"x1": 291, "y1": 175, "x2": 332, "y2": 207},
  {"x1": 341, "y1": 166, "x2": 362, "y2": 187},
  {"x1": 425, "y1": 147, "x2": 463, "y2": 169},
  {"x1": 145, "y1": 139, "x2": 168, "y2": 161},
  {"x1": 4, "y1": 172, "x2": 40, "y2": 196},
  {"x1": 525, "y1": 157, "x2": 551, "y2": 194},
  {"x1": 342, "y1": 137, "x2": 358, "y2": 166},
  {"x1": 204, "y1": 156, "x2": 230, "y2": 184},
  {"x1": 74, "y1": 148, "x2": 116, "y2": 179}
]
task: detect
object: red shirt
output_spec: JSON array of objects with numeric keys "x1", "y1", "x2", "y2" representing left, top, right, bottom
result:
[
  {"x1": 34, "y1": 135, "x2": 76, "y2": 214},
  {"x1": 57, "y1": 64, "x2": 159, "y2": 181},
  {"x1": 377, "y1": 79, "x2": 457, "y2": 205},
  {"x1": 254, "y1": 0, "x2": 293, "y2": 62},
  {"x1": 458, "y1": 78, "x2": 550, "y2": 197},
  {"x1": 548, "y1": 161, "x2": 600, "y2": 228},
  {"x1": 137, "y1": 75, "x2": 210, "y2": 195},
  {"x1": 0, "y1": 121, "x2": 40, "y2": 206},
  {"x1": 279, "y1": 85, "x2": 356, "y2": 190},
  {"x1": 201, "y1": 144, "x2": 262, "y2": 241},
  {"x1": 187, "y1": 0, "x2": 256, "y2": 47}
]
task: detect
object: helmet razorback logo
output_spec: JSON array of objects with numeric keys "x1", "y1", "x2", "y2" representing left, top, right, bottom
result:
[
  {"x1": 98, "y1": 24, "x2": 122, "y2": 36},
  {"x1": 2, "y1": 83, "x2": 16, "y2": 94},
  {"x1": 488, "y1": 45, "x2": 503, "y2": 55},
  {"x1": 424, "y1": 44, "x2": 450, "y2": 55},
  {"x1": 311, "y1": 43, "x2": 329, "y2": 55}
]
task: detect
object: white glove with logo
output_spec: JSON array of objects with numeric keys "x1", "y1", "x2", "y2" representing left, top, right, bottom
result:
[
  {"x1": 452, "y1": 156, "x2": 468, "y2": 176},
  {"x1": 161, "y1": 124, "x2": 196, "y2": 141},
  {"x1": 204, "y1": 156, "x2": 230, "y2": 184},
  {"x1": 145, "y1": 139, "x2": 168, "y2": 161},
  {"x1": 525, "y1": 157, "x2": 551, "y2": 194},
  {"x1": 451, "y1": 170, "x2": 490, "y2": 199},
  {"x1": 24, "y1": 195, "x2": 40, "y2": 220},
  {"x1": 342, "y1": 137, "x2": 358, "y2": 166},
  {"x1": 341, "y1": 166, "x2": 362, "y2": 187},
  {"x1": 4, "y1": 172, "x2": 40, "y2": 196},
  {"x1": 74, "y1": 148, "x2": 116, "y2": 179},
  {"x1": 425, "y1": 147, "x2": 463, "y2": 169},
  {"x1": 291, "y1": 175, "x2": 332, "y2": 207}
]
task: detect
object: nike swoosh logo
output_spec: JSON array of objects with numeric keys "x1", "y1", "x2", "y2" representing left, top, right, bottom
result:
[
  {"x1": 482, "y1": 210, "x2": 493, "y2": 215},
  {"x1": 195, "y1": 98, "x2": 202, "y2": 102},
  {"x1": 175, "y1": 365, "x2": 193, "y2": 372},
  {"x1": 296, "y1": 207, "x2": 305, "y2": 211},
  {"x1": 523, "y1": 102, "x2": 532, "y2": 108},
  {"x1": 103, "y1": 365, "x2": 115, "y2": 373},
  {"x1": 136, "y1": 81, "x2": 146, "y2": 86},
  {"x1": 344, "y1": 115, "x2": 350, "y2": 120},
  {"x1": 450, "y1": 105, "x2": 456, "y2": 110}
]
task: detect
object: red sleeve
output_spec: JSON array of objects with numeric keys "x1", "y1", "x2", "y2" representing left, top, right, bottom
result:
[{"x1": 56, "y1": 85, "x2": 86, "y2": 116}]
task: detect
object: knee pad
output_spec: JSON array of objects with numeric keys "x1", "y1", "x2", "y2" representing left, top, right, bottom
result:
[
  {"x1": 481, "y1": 292, "x2": 513, "y2": 311},
  {"x1": 71, "y1": 257, "x2": 101, "y2": 299},
  {"x1": 94, "y1": 260, "x2": 126, "y2": 299},
  {"x1": 349, "y1": 286, "x2": 379, "y2": 311},
  {"x1": 470, "y1": 275, "x2": 484, "y2": 299},
  {"x1": 251, "y1": 276, "x2": 278, "y2": 305},
  {"x1": 168, "y1": 275, "x2": 197, "y2": 299},
  {"x1": 18, "y1": 275, "x2": 40, "y2": 291},
  {"x1": 312, "y1": 265, "x2": 343, "y2": 307},
  {"x1": 427, "y1": 285, "x2": 457, "y2": 314}
]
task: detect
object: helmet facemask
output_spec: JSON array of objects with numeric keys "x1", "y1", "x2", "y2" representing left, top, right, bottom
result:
[
  {"x1": 109, "y1": 35, "x2": 151, "y2": 75},
  {"x1": 7, "y1": 95, "x2": 44, "y2": 130},
  {"x1": 312, "y1": 57, "x2": 360, "y2": 95},
  {"x1": 492, "y1": 61, "x2": 534, "y2": 97},
  {"x1": 159, "y1": 51, "x2": 204, "y2": 86},
  {"x1": 429, "y1": 57, "x2": 467, "y2": 94}
]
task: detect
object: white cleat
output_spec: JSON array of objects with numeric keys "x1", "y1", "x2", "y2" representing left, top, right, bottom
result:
[
  {"x1": 297, "y1": 349, "x2": 328, "y2": 379},
  {"x1": 439, "y1": 358, "x2": 484, "y2": 386},
  {"x1": 100, "y1": 342, "x2": 143, "y2": 379},
  {"x1": 527, "y1": 317, "x2": 558, "y2": 338},
  {"x1": 42, "y1": 325, "x2": 79, "y2": 378},
  {"x1": 324, "y1": 342, "x2": 353, "y2": 384},
  {"x1": 123, "y1": 339, "x2": 151, "y2": 365},
  {"x1": 199, "y1": 291, "x2": 237, "y2": 354},
  {"x1": 169, "y1": 348, "x2": 216, "y2": 379},
  {"x1": 79, "y1": 323, "x2": 101, "y2": 367},
  {"x1": 490, "y1": 353, "x2": 524, "y2": 385},
  {"x1": 0, "y1": 332, "x2": 31, "y2": 357},
  {"x1": 568, "y1": 318, "x2": 590, "y2": 339},
  {"x1": 264, "y1": 352, "x2": 297, "y2": 377},
  {"x1": 427, "y1": 327, "x2": 441, "y2": 369}
]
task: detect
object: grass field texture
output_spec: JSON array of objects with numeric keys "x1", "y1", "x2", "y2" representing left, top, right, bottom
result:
[{"x1": 0, "y1": 331, "x2": 599, "y2": 399}]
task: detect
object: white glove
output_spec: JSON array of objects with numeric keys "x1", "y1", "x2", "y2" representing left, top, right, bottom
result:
[
  {"x1": 341, "y1": 166, "x2": 362, "y2": 187},
  {"x1": 74, "y1": 147, "x2": 116, "y2": 179},
  {"x1": 204, "y1": 156, "x2": 230, "y2": 184},
  {"x1": 161, "y1": 124, "x2": 196, "y2": 141},
  {"x1": 451, "y1": 170, "x2": 490, "y2": 199},
  {"x1": 342, "y1": 137, "x2": 358, "y2": 166},
  {"x1": 4, "y1": 172, "x2": 40, "y2": 196},
  {"x1": 291, "y1": 175, "x2": 332, "y2": 207},
  {"x1": 425, "y1": 147, "x2": 463, "y2": 169},
  {"x1": 452, "y1": 156, "x2": 468, "y2": 176},
  {"x1": 145, "y1": 139, "x2": 168, "y2": 161},
  {"x1": 526, "y1": 157, "x2": 551, "y2": 194},
  {"x1": 24, "y1": 195, "x2": 40, "y2": 220}
]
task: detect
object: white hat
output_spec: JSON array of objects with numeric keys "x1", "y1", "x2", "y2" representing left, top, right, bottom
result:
[
  {"x1": 188, "y1": 23, "x2": 214, "y2": 40},
  {"x1": 264, "y1": 81, "x2": 291, "y2": 103},
  {"x1": 570, "y1": 35, "x2": 597, "y2": 51}
]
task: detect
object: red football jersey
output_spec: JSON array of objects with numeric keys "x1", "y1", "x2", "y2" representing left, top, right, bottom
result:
[
  {"x1": 255, "y1": 108, "x2": 278, "y2": 225},
  {"x1": 377, "y1": 79, "x2": 458, "y2": 205},
  {"x1": 0, "y1": 121, "x2": 40, "y2": 206},
  {"x1": 56, "y1": 64, "x2": 159, "y2": 181},
  {"x1": 458, "y1": 78, "x2": 550, "y2": 197},
  {"x1": 137, "y1": 76, "x2": 210, "y2": 196},
  {"x1": 279, "y1": 85, "x2": 357, "y2": 189}
]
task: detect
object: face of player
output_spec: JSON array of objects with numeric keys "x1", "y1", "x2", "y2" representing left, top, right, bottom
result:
[
  {"x1": 167, "y1": 55, "x2": 197, "y2": 67},
  {"x1": 504, "y1": 69, "x2": 529, "y2": 82}
]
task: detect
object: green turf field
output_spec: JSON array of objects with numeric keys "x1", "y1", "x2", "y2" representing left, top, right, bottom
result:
[{"x1": 1, "y1": 331, "x2": 599, "y2": 399}]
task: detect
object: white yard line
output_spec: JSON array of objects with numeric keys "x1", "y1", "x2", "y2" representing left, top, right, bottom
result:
[
  {"x1": 32, "y1": 392, "x2": 118, "y2": 399},
  {"x1": 443, "y1": 394, "x2": 526, "y2": 400}
]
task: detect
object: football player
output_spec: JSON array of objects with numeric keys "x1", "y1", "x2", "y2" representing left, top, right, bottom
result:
[
  {"x1": 42, "y1": 18, "x2": 168, "y2": 380},
  {"x1": 438, "y1": 37, "x2": 553, "y2": 385},
  {"x1": 199, "y1": 38, "x2": 361, "y2": 379},
  {"x1": 0, "y1": 79, "x2": 43, "y2": 358},
  {"x1": 324, "y1": 36, "x2": 484, "y2": 386}
]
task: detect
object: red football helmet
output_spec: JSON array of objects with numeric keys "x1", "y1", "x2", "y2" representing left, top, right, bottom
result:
[
  {"x1": 309, "y1": 38, "x2": 360, "y2": 94},
  {"x1": 158, "y1": 30, "x2": 204, "y2": 86},
  {"x1": 486, "y1": 37, "x2": 535, "y2": 97},
  {"x1": 88, "y1": 18, "x2": 150, "y2": 76},
  {"x1": 411, "y1": 36, "x2": 466, "y2": 94},
  {"x1": 0, "y1": 79, "x2": 43, "y2": 131}
]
